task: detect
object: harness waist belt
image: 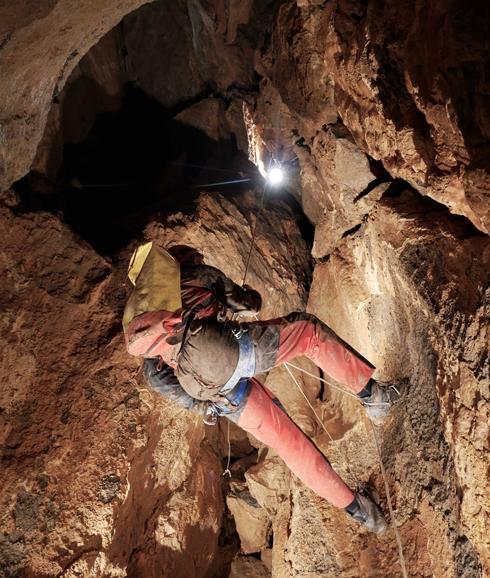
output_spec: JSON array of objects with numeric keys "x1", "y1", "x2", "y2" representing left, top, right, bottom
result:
[
  {"x1": 220, "y1": 332, "x2": 256, "y2": 395},
  {"x1": 214, "y1": 378, "x2": 250, "y2": 415}
]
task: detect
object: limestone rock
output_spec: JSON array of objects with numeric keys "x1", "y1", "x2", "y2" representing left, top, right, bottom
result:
[
  {"x1": 31, "y1": 27, "x2": 126, "y2": 183},
  {"x1": 175, "y1": 98, "x2": 231, "y2": 142},
  {"x1": 250, "y1": 79, "x2": 385, "y2": 258},
  {"x1": 122, "y1": 0, "x2": 207, "y2": 109},
  {"x1": 229, "y1": 554, "x2": 271, "y2": 578},
  {"x1": 0, "y1": 207, "x2": 223, "y2": 577},
  {"x1": 245, "y1": 456, "x2": 290, "y2": 517},
  {"x1": 123, "y1": 0, "x2": 255, "y2": 109},
  {"x1": 144, "y1": 189, "x2": 311, "y2": 319},
  {"x1": 0, "y1": 0, "x2": 152, "y2": 192},
  {"x1": 308, "y1": 189, "x2": 490, "y2": 576},
  {"x1": 264, "y1": 0, "x2": 490, "y2": 233},
  {"x1": 226, "y1": 482, "x2": 270, "y2": 554}
]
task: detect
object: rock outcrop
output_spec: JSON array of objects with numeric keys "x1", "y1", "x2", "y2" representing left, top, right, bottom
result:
[
  {"x1": 0, "y1": 0, "x2": 489, "y2": 577},
  {"x1": 0, "y1": 0, "x2": 153, "y2": 192},
  {"x1": 253, "y1": 0, "x2": 490, "y2": 234},
  {"x1": 305, "y1": 190, "x2": 489, "y2": 577},
  {"x1": 0, "y1": 191, "x2": 310, "y2": 576}
]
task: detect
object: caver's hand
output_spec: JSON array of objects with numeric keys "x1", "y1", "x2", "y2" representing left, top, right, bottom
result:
[
  {"x1": 226, "y1": 284, "x2": 262, "y2": 315},
  {"x1": 211, "y1": 275, "x2": 262, "y2": 316}
]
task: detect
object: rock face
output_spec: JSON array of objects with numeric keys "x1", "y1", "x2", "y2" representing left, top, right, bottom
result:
[
  {"x1": 31, "y1": 27, "x2": 127, "y2": 184},
  {"x1": 0, "y1": 190, "x2": 310, "y2": 576},
  {"x1": 143, "y1": 190, "x2": 310, "y2": 320},
  {"x1": 122, "y1": 0, "x2": 256, "y2": 109},
  {"x1": 0, "y1": 0, "x2": 489, "y2": 577},
  {"x1": 254, "y1": 0, "x2": 490, "y2": 234},
  {"x1": 0, "y1": 206, "x2": 221, "y2": 578},
  {"x1": 0, "y1": 0, "x2": 153, "y2": 192},
  {"x1": 307, "y1": 191, "x2": 489, "y2": 577}
]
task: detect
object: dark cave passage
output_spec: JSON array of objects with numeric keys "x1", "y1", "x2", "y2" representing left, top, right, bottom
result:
[
  {"x1": 14, "y1": 84, "x2": 265, "y2": 254},
  {"x1": 13, "y1": 81, "x2": 313, "y2": 257}
]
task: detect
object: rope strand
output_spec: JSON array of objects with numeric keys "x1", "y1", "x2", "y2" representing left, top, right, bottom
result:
[
  {"x1": 242, "y1": 184, "x2": 267, "y2": 286},
  {"x1": 284, "y1": 362, "x2": 360, "y2": 488},
  {"x1": 284, "y1": 361, "x2": 359, "y2": 399},
  {"x1": 222, "y1": 419, "x2": 232, "y2": 478},
  {"x1": 370, "y1": 421, "x2": 408, "y2": 578},
  {"x1": 284, "y1": 360, "x2": 408, "y2": 577}
]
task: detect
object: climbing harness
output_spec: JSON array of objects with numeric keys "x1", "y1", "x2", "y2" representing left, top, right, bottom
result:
[
  {"x1": 219, "y1": 330, "x2": 256, "y2": 396},
  {"x1": 204, "y1": 378, "x2": 251, "y2": 426}
]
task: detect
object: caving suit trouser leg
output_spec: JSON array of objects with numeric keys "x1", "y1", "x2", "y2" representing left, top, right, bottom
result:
[
  {"x1": 225, "y1": 378, "x2": 355, "y2": 508},
  {"x1": 144, "y1": 359, "x2": 356, "y2": 508},
  {"x1": 168, "y1": 313, "x2": 376, "y2": 508},
  {"x1": 248, "y1": 312, "x2": 375, "y2": 394},
  {"x1": 224, "y1": 313, "x2": 376, "y2": 507}
]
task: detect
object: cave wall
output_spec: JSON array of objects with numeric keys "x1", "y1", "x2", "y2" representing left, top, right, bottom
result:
[
  {"x1": 0, "y1": 1, "x2": 489, "y2": 577},
  {"x1": 0, "y1": 206, "x2": 224, "y2": 577},
  {"x1": 245, "y1": 2, "x2": 489, "y2": 575},
  {"x1": 304, "y1": 192, "x2": 489, "y2": 577},
  {"x1": 0, "y1": 0, "x2": 156, "y2": 192},
  {"x1": 0, "y1": 190, "x2": 310, "y2": 577},
  {"x1": 252, "y1": 0, "x2": 490, "y2": 234}
]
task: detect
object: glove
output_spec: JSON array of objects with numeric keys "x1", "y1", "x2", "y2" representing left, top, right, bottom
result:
[
  {"x1": 241, "y1": 285, "x2": 262, "y2": 313},
  {"x1": 226, "y1": 285, "x2": 262, "y2": 315}
]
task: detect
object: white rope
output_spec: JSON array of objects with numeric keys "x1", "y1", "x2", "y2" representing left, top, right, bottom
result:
[
  {"x1": 284, "y1": 361, "x2": 359, "y2": 399},
  {"x1": 369, "y1": 421, "x2": 408, "y2": 578},
  {"x1": 284, "y1": 363, "x2": 336, "y2": 444},
  {"x1": 222, "y1": 419, "x2": 231, "y2": 478},
  {"x1": 284, "y1": 362, "x2": 360, "y2": 488},
  {"x1": 285, "y1": 360, "x2": 408, "y2": 577}
]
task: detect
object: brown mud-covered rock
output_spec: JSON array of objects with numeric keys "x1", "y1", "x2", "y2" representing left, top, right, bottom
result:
[
  {"x1": 1, "y1": 0, "x2": 489, "y2": 576},
  {"x1": 229, "y1": 554, "x2": 271, "y2": 578},
  {"x1": 255, "y1": 0, "x2": 490, "y2": 233},
  {"x1": 143, "y1": 189, "x2": 311, "y2": 320},
  {"x1": 306, "y1": 190, "x2": 489, "y2": 577},
  {"x1": 0, "y1": 183, "x2": 310, "y2": 576},
  {"x1": 0, "y1": 207, "x2": 221, "y2": 577},
  {"x1": 0, "y1": 0, "x2": 154, "y2": 192}
]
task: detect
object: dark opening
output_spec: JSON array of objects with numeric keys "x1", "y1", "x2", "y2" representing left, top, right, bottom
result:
[{"x1": 14, "y1": 84, "x2": 262, "y2": 255}]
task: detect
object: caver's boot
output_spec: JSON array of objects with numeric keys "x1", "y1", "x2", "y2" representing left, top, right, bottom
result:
[
  {"x1": 345, "y1": 492, "x2": 388, "y2": 534},
  {"x1": 358, "y1": 379, "x2": 401, "y2": 426}
]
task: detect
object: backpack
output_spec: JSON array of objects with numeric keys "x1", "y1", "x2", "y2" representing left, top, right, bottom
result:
[{"x1": 123, "y1": 242, "x2": 183, "y2": 357}]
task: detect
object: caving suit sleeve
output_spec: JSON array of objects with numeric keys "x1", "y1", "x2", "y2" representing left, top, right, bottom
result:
[
  {"x1": 185, "y1": 264, "x2": 262, "y2": 314},
  {"x1": 143, "y1": 358, "x2": 207, "y2": 415}
]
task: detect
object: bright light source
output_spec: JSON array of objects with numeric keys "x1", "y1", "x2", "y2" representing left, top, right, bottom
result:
[{"x1": 266, "y1": 166, "x2": 284, "y2": 186}]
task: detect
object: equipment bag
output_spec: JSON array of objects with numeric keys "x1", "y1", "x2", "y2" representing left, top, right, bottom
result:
[{"x1": 123, "y1": 242, "x2": 183, "y2": 356}]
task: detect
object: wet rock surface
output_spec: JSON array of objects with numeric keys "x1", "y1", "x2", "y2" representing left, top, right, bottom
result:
[{"x1": 0, "y1": 1, "x2": 489, "y2": 577}]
